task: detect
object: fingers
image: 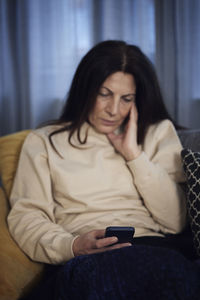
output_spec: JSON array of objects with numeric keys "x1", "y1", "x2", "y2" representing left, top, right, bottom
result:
[
  {"x1": 93, "y1": 229, "x2": 105, "y2": 239},
  {"x1": 92, "y1": 230, "x2": 118, "y2": 248},
  {"x1": 72, "y1": 229, "x2": 132, "y2": 257},
  {"x1": 93, "y1": 242, "x2": 132, "y2": 254},
  {"x1": 91, "y1": 230, "x2": 132, "y2": 252},
  {"x1": 107, "y1": 132, "x2": 115, "y2": 140},
  {"x1": 105, "y1": 242, "x2": 132, "y2": 251},
  {"x1": 107, "y1": 132, "x2": 123, "y2": 153},
  {"x1": 128, "y1": 103, "x2": 138, "y2": 126},
  {"x1": 95, "y1": 236, "x2": 118, "y2": 248},
  {"x1": 133, "y1": 102, "x2": 138, "y2": 122}
]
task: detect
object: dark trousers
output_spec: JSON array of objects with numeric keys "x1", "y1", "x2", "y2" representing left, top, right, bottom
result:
[{"x1": 133, "y1": 229, "x2": 198, "y2": 261}]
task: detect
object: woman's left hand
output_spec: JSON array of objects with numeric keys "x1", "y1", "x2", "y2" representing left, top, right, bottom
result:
[{"x1": 107, "y1": 103, "x2": 141, "y2": 161}]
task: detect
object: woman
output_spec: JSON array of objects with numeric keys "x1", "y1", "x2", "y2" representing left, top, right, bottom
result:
[{"x1": 8, "y1": 41, "x2": 200, "y2": 299}]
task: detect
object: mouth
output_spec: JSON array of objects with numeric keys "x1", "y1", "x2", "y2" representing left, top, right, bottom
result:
[{"x1": 100, "y1": 119, "x2": 118, "y2": 126}]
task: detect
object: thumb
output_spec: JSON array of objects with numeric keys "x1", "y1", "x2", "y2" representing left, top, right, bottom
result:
[
  {"x1": 107, "y1": 132, "x2": 116, "y2": 143},
  {"x1": 107, "y1": 132, "x2": 123, "y2": 152},
  {"x1": 107, "y1": 132, "x2": 121, "y2": 147}
]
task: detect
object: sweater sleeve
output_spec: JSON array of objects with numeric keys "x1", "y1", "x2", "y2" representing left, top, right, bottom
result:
[
  {"x1": 127, "y1": 120, "x2": 187, "y2": 234},
  {"x1": 8, "y1": 132, "x2": 78, "y2": 264}
]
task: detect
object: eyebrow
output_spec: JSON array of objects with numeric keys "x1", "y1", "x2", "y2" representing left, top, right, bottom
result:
[{"x1": 101, "y1": 86, "x2": 136, "y2": 97}]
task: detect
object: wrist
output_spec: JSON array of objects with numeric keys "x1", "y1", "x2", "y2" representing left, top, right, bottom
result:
[
  {"x1": 125, "y1": 149, "x2": 141, "y2": 161},
  {"x1": 72, "y1": 236, "x2": 80, "y2": 256}
]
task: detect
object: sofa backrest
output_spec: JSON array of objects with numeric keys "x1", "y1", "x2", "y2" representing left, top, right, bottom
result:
[{"x1": 178, "y1": 129, "x2": 200, "y2": 152}]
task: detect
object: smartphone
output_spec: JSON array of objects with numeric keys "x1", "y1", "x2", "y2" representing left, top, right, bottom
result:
[{"x1": 105, "y1": 226, "x2": 135, "y2": 245}]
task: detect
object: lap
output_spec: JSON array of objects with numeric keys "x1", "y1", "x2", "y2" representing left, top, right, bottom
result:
[
  {"x1": 24, "y1": 244, "x2": 200, "y2": 300},
  {"x1": 133, "y1": 231, "x2": 198, "y2": 260}
]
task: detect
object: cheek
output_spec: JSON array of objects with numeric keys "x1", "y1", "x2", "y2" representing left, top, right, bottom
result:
[
  {"x1": 89, "y1": 101, "x2": 104, "y2": 122},
  {"x1": 92, "y1": 101, "x2": 105, "y2": 116}
]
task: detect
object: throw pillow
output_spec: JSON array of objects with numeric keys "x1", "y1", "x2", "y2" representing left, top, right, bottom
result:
[{"x1": 181, "y1": 148, "x2": 200, "y2": 257}]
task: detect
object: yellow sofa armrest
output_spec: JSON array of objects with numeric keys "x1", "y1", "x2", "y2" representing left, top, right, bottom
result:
[
  {"x1": 0, "y1": 187, "x2": 44, "y2": 299},
  {"x1": 0, "y1": 130, "x2": 31, "y2": 198},
  {"x1": 0, "y1": 131, "x2": 44, "y2": 300}
]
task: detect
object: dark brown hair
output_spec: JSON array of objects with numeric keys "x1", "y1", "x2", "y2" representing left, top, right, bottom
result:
[{"x1": 48, "y1": 40, "x2": 173, "y2": 147}]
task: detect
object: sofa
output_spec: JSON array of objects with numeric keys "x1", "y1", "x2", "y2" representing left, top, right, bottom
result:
[
  {"x1": 0, "y1": 130, "x2": 44, "y2": 300},
  {"x1": 0, "y1": 127, "x2": 200, "y2": 300}
]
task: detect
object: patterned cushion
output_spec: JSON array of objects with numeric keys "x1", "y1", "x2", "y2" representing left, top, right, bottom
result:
[{"x1": 181, "y1": 149, "x2": 200, "y2": 257}]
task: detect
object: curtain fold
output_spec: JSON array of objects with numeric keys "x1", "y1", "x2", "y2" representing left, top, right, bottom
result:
[
  {"x1": 155, "y1": 0, "x2": 177, "y2": 120},
  {"x1": 0, "y1": 0, "x2": 155, "y2": 136},
  {"x1": 0, "y1": 0, "x2": 31, "y2": 133},
  {"x1": 155, "y1": 0, "x2": 200, "y2": 129},
  {"x1": 1, "y1": 0, "x2": 200, "y2": 136}
]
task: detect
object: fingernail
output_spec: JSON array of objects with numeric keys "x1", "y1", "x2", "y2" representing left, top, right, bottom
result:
[
  {"x1": 111, "y1": 237, "x2": 118, "y2": 243},
  {"x1": 124, "y1": 243, "x2": 132, "y2": 247}
]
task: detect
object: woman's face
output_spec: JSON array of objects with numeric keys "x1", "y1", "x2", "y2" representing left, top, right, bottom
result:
[{"x1": 88, "y1": 72, "x2": 136, "y2": 134}]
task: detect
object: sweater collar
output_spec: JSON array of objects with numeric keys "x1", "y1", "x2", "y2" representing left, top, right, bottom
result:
[
  {"x1": 71, "y1": 122, "x2": 110, "y2": 145},
  {"x1": 51, "y1": 122, "x2": 111, "y2": 156}
]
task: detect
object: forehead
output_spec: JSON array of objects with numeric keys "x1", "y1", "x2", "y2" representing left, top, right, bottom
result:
[{"x1": 101, "y1": 72, "x2": 136, "y2": 93}]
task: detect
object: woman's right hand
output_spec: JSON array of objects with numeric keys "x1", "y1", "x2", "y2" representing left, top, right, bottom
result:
[
  {"x1": 107, "y1": 104, "x2": 141, "y2": 161},
  {"x1": 72, "y1": 229, "x2": 131, "y2": 256}
]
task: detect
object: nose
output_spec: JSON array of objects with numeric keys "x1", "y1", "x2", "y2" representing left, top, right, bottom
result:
[{"x1": 105, "y1": 98, "x2": 120, "y2": 116}]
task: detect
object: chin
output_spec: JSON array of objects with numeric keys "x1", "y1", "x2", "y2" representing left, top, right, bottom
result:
[{"x1": 94, "y1": 125, "x2": 119, "y2": 134}]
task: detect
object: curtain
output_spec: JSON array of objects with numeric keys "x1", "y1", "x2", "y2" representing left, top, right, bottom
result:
[
  {"x1": 0, "y1": 0, "x2": 155, "y2": 136},
  {"x1": 155, "y1": 0, "x2": 200, "y2": 129},
  {"x1": 1, "y1": 0, "x2": 200, "y2": 136}
]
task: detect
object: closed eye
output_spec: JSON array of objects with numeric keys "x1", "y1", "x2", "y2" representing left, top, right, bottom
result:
[
  {"x1": 121, "y1": 95, "x2": 136, "y2": 103},
  {"x1": 98, "y1": 86, "x2": 112, "y2": 97},
  {"x1": 98, "y1": 91, "x2": 112, "y2": 97}
]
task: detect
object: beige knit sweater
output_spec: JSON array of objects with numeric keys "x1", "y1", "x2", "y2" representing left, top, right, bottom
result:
[{"x1": 8, "y1": 120, "x2": 187, "y2": 264}]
